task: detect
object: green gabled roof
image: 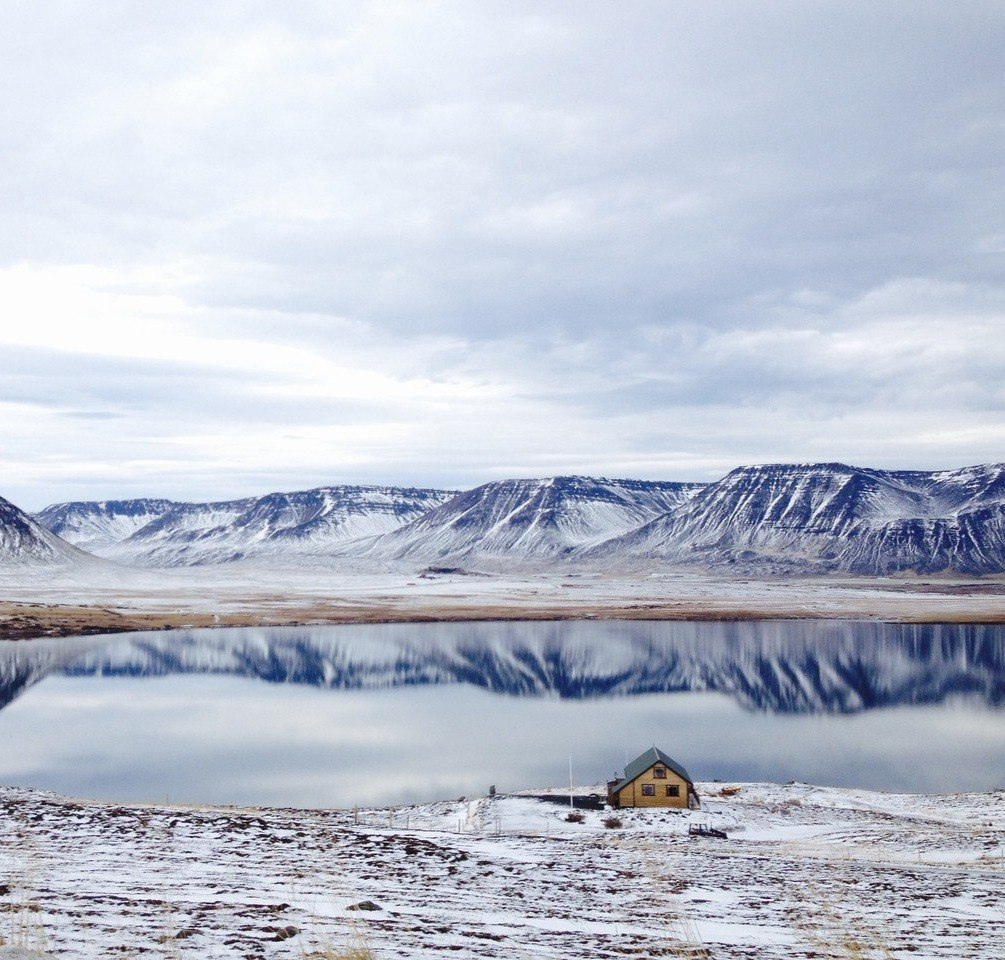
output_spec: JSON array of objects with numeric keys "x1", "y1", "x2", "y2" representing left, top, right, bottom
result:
[{"x1": 611, "y1": 746, "x2": 693, "y2": 794}]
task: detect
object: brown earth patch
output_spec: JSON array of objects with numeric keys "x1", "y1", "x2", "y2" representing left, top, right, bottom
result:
[{"x1": 4, "y1": 592, "x2": 1005, "y2": 642}]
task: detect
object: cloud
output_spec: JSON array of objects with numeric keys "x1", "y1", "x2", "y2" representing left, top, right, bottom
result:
[
  {"x1": 0, "y1": 2, "x2": 1002, "y2": 506},
  {"x1": 59, "y1": 411, "x2": 126, "y2": 421}
]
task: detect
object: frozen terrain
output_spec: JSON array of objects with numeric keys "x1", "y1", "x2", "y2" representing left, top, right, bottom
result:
[
  {"x1": 0, "y1": 496, "x2": 93, "y2": 568},
  {"x1": 592, "y1": 462, "x2": 1005, "y2": 575},
  {"x1": 2, "y1": 560, "x2": 1005, "y2": 645},
  {"x1": 20, "y1": 461, "x2": 1005, "y2": 574},
  {"x1": 35, "y1": 484, "x2": 455, "y2": 566},
  {"x1": 32, "y1": 498, "x2": 177, "y2": 553},
  {"x1": 357, "y1": 475, "x2": 703, "y2": 561},
  {"x1": 2, "y1": 558, "x2": 1005, "y2": 638},
  {"x1": 0, "y1": 782, "x2": 1001, "y2": 958}
]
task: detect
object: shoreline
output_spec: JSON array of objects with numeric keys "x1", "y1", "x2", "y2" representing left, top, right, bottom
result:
[
  {"x1": 4, "y1": 595, "x2": 1005, "y2": 642},
  {"x1": 4, "y1": 566, "x2": 1005, "y2": 642}
]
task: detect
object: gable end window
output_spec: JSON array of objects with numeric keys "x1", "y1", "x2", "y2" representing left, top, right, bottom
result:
[
  {"x1": 641, "y1": 784, "x2": 656, "y2": 796},
  {"x1": 666, "y1": 785, "x2": 680, "y2": 797},
  {"x1": 653, "y1": 766, "x2": 666, "y2": 779}
]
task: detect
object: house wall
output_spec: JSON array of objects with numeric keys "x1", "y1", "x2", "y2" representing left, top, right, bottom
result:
[{"x1": 616, "y1": 763, "x2": 689, "y2": 809}]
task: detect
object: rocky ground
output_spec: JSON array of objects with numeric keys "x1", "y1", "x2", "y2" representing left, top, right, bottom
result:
[{"x1": 0, "y1": 782, "x2": 1002, "y2": 959}]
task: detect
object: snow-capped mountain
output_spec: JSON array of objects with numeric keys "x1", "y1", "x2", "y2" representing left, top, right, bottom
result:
[
  {"x1": 360, "y1": 476, "x2": 704, "y2": 562},
  {"x1": 591, "y1": 462, "x2": 1005, "y2": 574},
  {"x1": 27, "y1": 462, "x2": 1005, "y2": 573},
  {"x1": 0, "y1": 495, "x2": 92, "y2": 567},
  {"x1": 36, "y1": 485, "x2": 455, "y2": 566},
  {"x1": 2, "y1": 619, "x2": 1001, "y2": 714},
  {"x1": 36, "y1": 498, "x2": 177, "y2": 553}
]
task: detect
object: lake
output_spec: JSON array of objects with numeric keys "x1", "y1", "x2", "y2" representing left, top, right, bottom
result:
[{"x1": 2, "y1": 619, "x2": 1003, "y2": 807}]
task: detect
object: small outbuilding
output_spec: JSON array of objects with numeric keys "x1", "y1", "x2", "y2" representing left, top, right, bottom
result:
[{"x1": 607, "y1": 746, "x2": 700, "y2": 809}]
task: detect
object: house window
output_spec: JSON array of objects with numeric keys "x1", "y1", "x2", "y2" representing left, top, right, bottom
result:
[
  {"x1": 641, "y1": 784, "x2": 656, "y2": 796},
  {"x1": 666, "y1": 785, "x2": 680, "y2": 797},
  {"x1": 653, "y1": 767, "x2": 666, "y2": 779}
]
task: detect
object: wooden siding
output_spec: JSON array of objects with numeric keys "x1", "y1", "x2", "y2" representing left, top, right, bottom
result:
[{"x1": 616, "y1": 763, "x2": 689, "y2": 809}]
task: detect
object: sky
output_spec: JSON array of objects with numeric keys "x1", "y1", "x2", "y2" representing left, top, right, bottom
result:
[{"x1": 1, "y1": 1, "x2": 1003, "y2": 509}]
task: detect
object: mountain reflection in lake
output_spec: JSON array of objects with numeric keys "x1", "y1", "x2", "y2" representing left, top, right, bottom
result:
[{"x1": 2, "y1": 620, "x2": 1004, "y2": 806}]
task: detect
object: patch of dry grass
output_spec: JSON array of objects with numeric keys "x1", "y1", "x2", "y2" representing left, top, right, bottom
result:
[
  {"x1": 304, "y1": 948, "x2": 377, "y2": 960},
  {"x1": 301, "y1": 929, "x2": 378, "y2": 960},
  {"x1": 790, "y1": 889, "x2": 896, "y2": 959}
]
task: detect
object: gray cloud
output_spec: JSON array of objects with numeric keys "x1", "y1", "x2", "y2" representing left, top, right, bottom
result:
[{"x1": 0, "y1": 2, "x2": 1002, "y2": 506}]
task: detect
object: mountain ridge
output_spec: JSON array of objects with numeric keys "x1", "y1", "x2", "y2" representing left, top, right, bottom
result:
[
  {"x1": 589, "y1": 461, "x2": 1005, "y2": 574},
  {"x1": 0, "y1": 495, "x2": 96, "y2": 568},
  {"x1": 355, "y1": 475, "x2": 705, "y2": 562},
  {"x1": 36, "y1": 484, "x2": 456, "y2": 566},
  {"x1": 22, "y1": 461, "x2": 1005, "y2": 573}
]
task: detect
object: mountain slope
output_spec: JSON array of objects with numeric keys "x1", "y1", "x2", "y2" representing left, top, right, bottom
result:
[
  {"x1": 836, "y1": 503, "x2": 1005, "y2": 575},
  {"x1": 360, "y1": 476, "x2": 704, "y2": 562},
  {"x1": 37, "y1": 485, "x2": 456, "y2": 566},
  {"x1": 36, "y1": 498, "x2": 177, "y2": 553},
  {"x1": 0, "y1": 495, "x2": 94, "y2": 567},
  {"x1": 591, "y1": 462, "x2": 1005, "y2": 574},
  {"x1": 30, "y1": 462, "x2": 1005, "y2": 573}
]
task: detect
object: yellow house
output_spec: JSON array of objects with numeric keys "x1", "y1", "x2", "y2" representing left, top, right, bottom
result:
[{"x1": 606, "y1": 746, "x2": 699, "y2": 809}]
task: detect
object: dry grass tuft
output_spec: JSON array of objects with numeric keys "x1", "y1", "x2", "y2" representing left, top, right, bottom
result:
[
  {"x1": 610, "y1": 835, "x2": 711, "y2": 958},
  {"x1": 302, "y1": 933, "x2": 378, "y2": 960},
  {"x1": 304, "y1": 949, "x2": 376, "y2": 960},
  {"x1": 790, "y1": 889, "x2": 896, "y2": 959}
]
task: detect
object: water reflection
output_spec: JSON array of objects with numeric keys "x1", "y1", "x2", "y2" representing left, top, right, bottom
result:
[
  {"x1": 2, "y1": 620, "x2": 1004, "y2": 805},
  {"x1": 3, "y1": 619, "x2": 1004, "y2": 713}
]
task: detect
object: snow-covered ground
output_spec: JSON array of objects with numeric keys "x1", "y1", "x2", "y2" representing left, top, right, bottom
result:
[
  {"x1": 1, "y1": 782, "x2": 1002, "y2": 958},
  {"x1": 2, "y1": 561, "x2": 1005, "y2": 626}
]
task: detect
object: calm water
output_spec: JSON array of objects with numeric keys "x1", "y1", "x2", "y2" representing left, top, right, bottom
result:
[{"x1": 2, "y1": 619, "x2": 1003, "y2": 807}]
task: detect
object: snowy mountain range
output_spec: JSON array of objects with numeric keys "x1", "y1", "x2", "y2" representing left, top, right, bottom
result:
[
  {"x1": 1, "y1": 620, "x2": 1001, "y2": 714},
  {"x1": 9, "y1": 461, "x2": 1005, "y2": 573},
  {"x1": 357, "y1": 476, "x2": 704, "y2": 561},
  {"x1": 591, "y1": 462, "x2": 1005, "y2": 574},
  {"x1": 36, "y1": 498, "x2": 178, "y2": 553},
  {"x1": 35, "y1": 485, "x2": 455, "y2": 566}
]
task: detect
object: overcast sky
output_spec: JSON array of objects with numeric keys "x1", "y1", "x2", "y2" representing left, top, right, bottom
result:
[{"x1": 1, "y1": 1, "x2": 1003, "y2": 508}]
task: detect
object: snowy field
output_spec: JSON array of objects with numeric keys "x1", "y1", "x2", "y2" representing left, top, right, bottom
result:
[
  {"x1": 3, "y1": 561, "x2": 1005, "y2": 630},
  {"x1": 1, "y1": 781, "x2": 1002, "y2": 959}
]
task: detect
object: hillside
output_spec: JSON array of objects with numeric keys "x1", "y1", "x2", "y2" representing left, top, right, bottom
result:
[
  {"x1": 360, "y1": 475, "x2": 703, "y2": 562},
  {"x1": 0, "y1": 495, "x2": 93, "y2": 568},
  {"x1": 2, "y1": 782, "x2": 1001, "y2": 958},
  {"x1": 27, "y1": 461, "x2": 1005, "y2": 574},
  {"x1": 36, "y1": 485, "x2": 455, "y2": 566},
  {"x1": 591, "y1": 462, "x2": 1005, "y2": 574}
]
